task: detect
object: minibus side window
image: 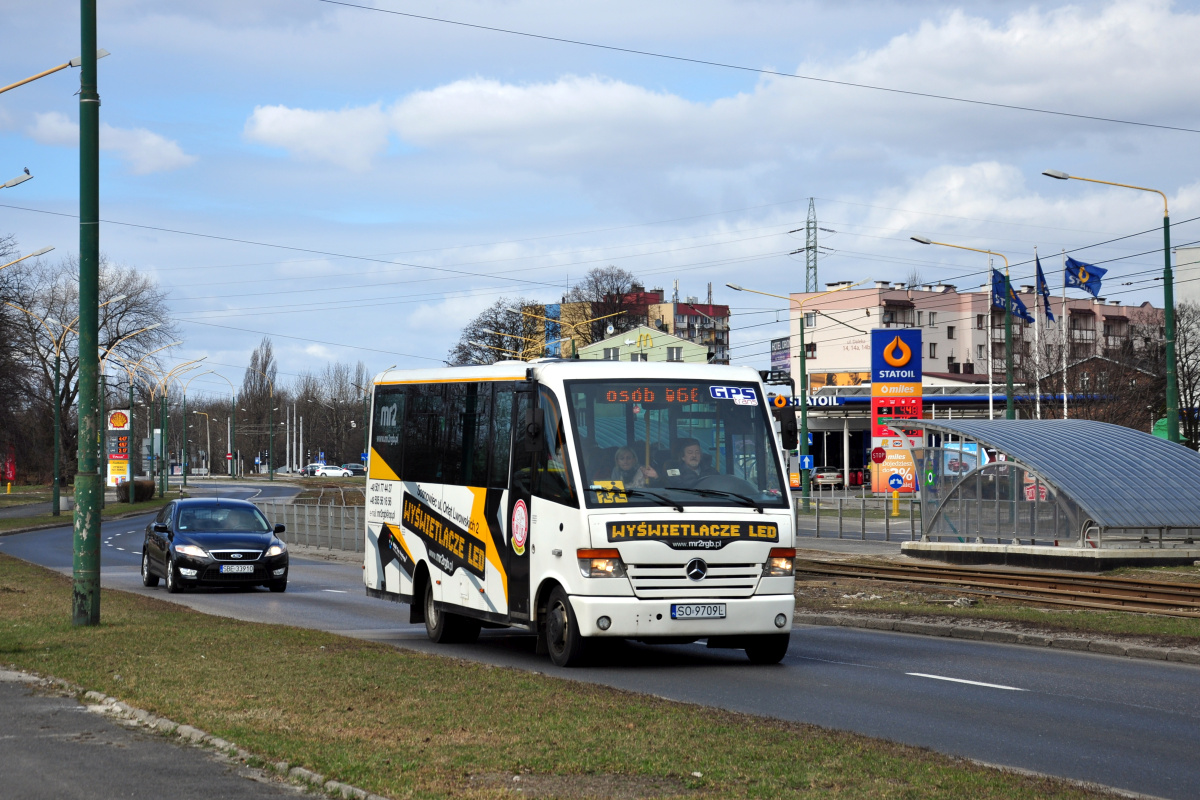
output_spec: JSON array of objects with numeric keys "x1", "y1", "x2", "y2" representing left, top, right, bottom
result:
[{"x1": 489, "y1": 384, "x2": 514, "y2": 489}]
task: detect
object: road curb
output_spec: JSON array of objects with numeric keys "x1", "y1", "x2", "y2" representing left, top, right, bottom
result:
[
  {"x1": 12, "y1": 668, "x2": 389, "y2": 800},
  {"x1": 795, "y1": 612, "x2": 1200, "y2": 665}
]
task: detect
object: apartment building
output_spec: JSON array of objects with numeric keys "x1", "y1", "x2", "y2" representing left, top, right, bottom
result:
[{"x1": 786, "y1": 280, "x2": 1163, "y2": 387}]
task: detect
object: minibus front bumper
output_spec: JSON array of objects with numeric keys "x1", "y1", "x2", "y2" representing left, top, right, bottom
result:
[{"x1": 569, "y1": 593, "x2": 793, "y2": 638}]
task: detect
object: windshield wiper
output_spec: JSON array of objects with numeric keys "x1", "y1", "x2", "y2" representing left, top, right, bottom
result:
[
  {"x1": 588, "y1": 486, "x2": 683, "y2": 512},
  {"x1": 662, "y1": 486, "x2": 765, "y2": 513}
]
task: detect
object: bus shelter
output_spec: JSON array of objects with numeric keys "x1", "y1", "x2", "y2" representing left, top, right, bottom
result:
[{"x1": 909, "y1": 419, "x2": 1200, "y2": 557}]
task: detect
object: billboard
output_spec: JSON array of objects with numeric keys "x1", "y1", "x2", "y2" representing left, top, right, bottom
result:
[
  {"x1": 770, "y1": 337, "x2": 791, "y2": 375},
  {"x1": 107, "y1": 409, "x2": 132, "y2": 488},
  {"x1": 870, "y1": 329, "x2": 923, "y2": 494}
]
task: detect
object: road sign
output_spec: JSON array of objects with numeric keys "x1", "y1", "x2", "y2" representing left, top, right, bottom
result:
[
  {"x1": 799, "y1": 455, "x2": 814, "y2": 470},
  {"x1": 888, "y1": 473, "x2": 904, "y2": 490},
  {"x1": 807, "y1": 432, "x2": 813, "y2": 445},
  {"x1": 871, "y1": 447, "x2": 887, "y2": 464},
  {"x1": 225, "y1": 453, "x2": 232, "y2": 460},
  {"x1": 254, "y1": 456, "x2": 261, "y2": 465},
  {"x1": 361, "y1": 452, "x2": 367, "y2": 462}
]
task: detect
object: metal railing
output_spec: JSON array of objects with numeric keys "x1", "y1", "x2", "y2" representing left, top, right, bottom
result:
[
  {"x1": 253, "y1": 500, "x2": 364, "y2": 553},
  {"x1": 794, "y1": 496, "x2": 923, "y2": 543}
]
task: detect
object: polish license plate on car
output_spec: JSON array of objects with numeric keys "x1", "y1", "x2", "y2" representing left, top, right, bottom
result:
[
  {"x1": 220, "y1": 564, "x2": 254, "y2": 574},
  {"x1": 671, "y1": 603, "x2": 726, "y2": 620}
]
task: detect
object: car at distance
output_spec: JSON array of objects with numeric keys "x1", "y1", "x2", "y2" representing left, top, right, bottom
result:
[
  {"x1": 315, "y1": 465, "x2": 352, "y2": 477},
  {"x1": 302, "y1": 463, "x2": 324, "y2": 476},
  {"x1": 141, "y1": 498, "x2": 288, "y2": 593},
  {"x1": 341, "y1": 463, "x2": 366, "y2": 476},
  {"x1": 811, "y1": 466, "x2": 844, "y2": 487}
]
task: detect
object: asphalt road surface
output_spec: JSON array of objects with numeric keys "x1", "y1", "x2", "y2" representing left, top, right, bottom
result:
[{"x1": 3, "y1": 486, "x2": 1198, "y2": 799}]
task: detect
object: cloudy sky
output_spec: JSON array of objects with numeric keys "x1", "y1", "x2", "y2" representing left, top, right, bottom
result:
[{"x1": 3, "y1": 0, "x2": 1199, "y2": 394}]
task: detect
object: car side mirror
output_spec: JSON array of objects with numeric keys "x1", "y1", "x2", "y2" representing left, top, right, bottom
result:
[
  {"x1": 153, "y1": 522, "x2": 169, "y2": 533},
  {"x1": 274, "y1": 523, "x2": 286, "y2": 534}
]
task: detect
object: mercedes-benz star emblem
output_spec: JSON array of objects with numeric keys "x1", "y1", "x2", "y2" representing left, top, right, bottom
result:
[{"x1": 685, "y1": 558, "x2": 708, "y2": 581}]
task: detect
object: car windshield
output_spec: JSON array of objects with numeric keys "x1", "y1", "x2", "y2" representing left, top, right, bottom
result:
[
  {"x1": 565, "y1": 378, "x2": 789, "y2": 509},
  {"x1": 176, "y1": 506, "x2": 270, "y2": 533}
]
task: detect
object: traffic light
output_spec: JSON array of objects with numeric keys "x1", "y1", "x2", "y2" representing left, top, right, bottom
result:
[{"x1": 771, "y1": 403, "x2": 798, "y2": 450}]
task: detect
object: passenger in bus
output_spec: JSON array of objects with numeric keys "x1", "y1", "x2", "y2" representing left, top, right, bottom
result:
[
  {"x1": 611, "y1": 446, "x2": 658, "y2": 488},
  {"x1": 662, "y1": 438, "x2": 718, "y2": 488}
]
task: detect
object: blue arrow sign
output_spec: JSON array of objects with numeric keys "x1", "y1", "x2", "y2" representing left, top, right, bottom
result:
[
  {"x1": 800, "y1": 455, "x2": 814, "y2": 470},
  {"x1": 888, "y1": 474, "x2": 904, "y2": 489}
]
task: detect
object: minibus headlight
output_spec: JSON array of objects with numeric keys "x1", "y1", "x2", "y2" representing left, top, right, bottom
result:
[
  {"x1": 577, "y1": 548, "x2": 626, "y2": 578},
  {"x1": 763, "y1": 547, "x2": 795, "y2": 577}
]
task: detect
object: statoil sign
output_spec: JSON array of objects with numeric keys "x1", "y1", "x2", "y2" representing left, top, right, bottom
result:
[{"x1": 870, "y1": 329, "x2": 922, "y2": 494}]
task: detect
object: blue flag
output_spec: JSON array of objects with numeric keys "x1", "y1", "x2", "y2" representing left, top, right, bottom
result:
[
  {"x1": 991, "y1": 268, "x2": 1034, "y2": 323},
  {"x1": 990, "y1": 269, "x2": 1006, "y2": 310},
  {"x1": 1008, "y1": 285, "x2": 1034, "y2": 323},
  {"x1": 1064, "y1": 256, "x2": 1106, "y2": 297},
  {"x1": 1035, "y1": 254, "x2": 1055, "y2": 322}
]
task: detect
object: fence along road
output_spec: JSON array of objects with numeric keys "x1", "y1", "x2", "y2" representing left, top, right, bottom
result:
[
  {"x1": 254, "y1": 499, "x2": 364, "y2": 553},
  {"x1": 794, "y1": 493, "x2": 923, "y2": 543}
]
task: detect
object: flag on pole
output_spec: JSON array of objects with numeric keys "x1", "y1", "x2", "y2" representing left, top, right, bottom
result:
[
  {"x1": 1064, "y1": 256, "x2": 1106, "y2": 297},
  {"x1": 1035, "y1": 254, "x2": 1055, "y2": 322},
  {"x1": 992, "y1": 268, "x2": 1034, "y2": 322},
  {"x1": 990, "y1": 269, "x2": 1006, "y2": 310}
]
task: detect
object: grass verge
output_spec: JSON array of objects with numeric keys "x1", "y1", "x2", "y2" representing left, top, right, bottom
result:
[
  {"x1": 0, "y1": 553, "x2": 1113, "y2": 800},
  {"x1": 0, "y1": 497, "x2": 168, "y2": 533},
  {"x1": 0, "y1": 484, "x2": 53, "y2": 508},
  {"x1": 795, "y1": 573, "x2": 1200, "y2": 643}
]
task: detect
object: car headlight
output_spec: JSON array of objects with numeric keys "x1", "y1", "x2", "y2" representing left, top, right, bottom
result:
[
  {"x1": 762, "y1": 547, "x2": 795, "y2": 577},
  {"x1": 173, "y1": 544, "x2": 209, "y2": 559},
  {"x1": 577, "y1": 548, "x2": 626, "y2": 578},
  {"x1": 265, "y1": 543, "x2": 287, "y2": 557}
]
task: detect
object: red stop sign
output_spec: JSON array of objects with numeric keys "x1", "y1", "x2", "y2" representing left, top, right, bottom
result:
[{"x1": 871, "y1": 447, "x2": 887, "y2": 464}]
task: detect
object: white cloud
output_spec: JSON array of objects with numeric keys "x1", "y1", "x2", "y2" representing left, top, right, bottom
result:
[
  {"x1": 238, "y1": 0, "x2": 1200, "y2": 179},
  {"x1": 243, "y1": 104, "x2": 390, "y2": 172},
  {"x1": 27, "y1": 112, "x2": 196, "y2": 175}
]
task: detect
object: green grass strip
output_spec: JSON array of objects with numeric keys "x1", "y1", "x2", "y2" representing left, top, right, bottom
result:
[{"x1": 0, "y1": 553, "x2": 1109, "y2": 799}]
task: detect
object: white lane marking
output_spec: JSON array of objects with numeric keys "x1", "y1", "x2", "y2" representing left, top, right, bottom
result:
[
  {"x1": 322, "y1": 589, "x2": 347, "y2": 593},
  {"x1": 906, "y1": 673, "x2": 1026, "y2": 691},
  {"x1": 116, "y1": 547, "x2": 126, "y2": 552}
]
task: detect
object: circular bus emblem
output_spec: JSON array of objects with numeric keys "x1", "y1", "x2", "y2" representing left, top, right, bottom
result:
[
  {"x1": 685, "y1": 558, "x2": 708, "y2": 581},
  {"x1": 511, "y1": 499, "x2": 528, "y2": 556}
]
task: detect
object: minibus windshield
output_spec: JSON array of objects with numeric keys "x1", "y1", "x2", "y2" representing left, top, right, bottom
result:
[{"x1": 564, "y1": 379, "x2": 789, "y2": 509}]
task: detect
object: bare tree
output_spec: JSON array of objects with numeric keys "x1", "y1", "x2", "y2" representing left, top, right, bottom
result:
[
  {"x1": 239, "y1": 337, "x2": 279, "y2": 471},
  {"x1": 565, "y1": 266, "x2": 640, "y2": 342},
  {"x1": 3, "y1": 254, "x2": 176, "y2": 481},
  {"x1": 1176, "y1": 302, "x2": 1200, "y2": 448},
  {"x1": 447, "y1": 297, "x2": 542, "y2": 365}
]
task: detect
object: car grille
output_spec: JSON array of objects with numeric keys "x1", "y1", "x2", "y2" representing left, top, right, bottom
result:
[
  {"x1": 626, "y1": 562, "x2": 760, "y2": 599},
  {"x1": 208, "y1": 549, "x2": 263, "y2": 561}
]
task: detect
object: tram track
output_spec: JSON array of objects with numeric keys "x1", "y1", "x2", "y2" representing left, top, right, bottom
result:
[{"x1": 795, "y1": 559, "x2": 1200, "y2": 618}]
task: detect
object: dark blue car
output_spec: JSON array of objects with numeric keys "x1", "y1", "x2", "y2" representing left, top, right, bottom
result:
[{"x1": 142, "y1": 498, "x2": 289, "y2": 593}]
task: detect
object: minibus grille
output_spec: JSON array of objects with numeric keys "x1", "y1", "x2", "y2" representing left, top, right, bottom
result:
[{"x1": 626, "y1": 562, "x2": 760, "y2": 598}]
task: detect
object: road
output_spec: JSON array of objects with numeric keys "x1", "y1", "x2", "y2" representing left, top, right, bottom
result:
[{"x1": 2, "y1": 485, "x2": 1198, "y2": 799}]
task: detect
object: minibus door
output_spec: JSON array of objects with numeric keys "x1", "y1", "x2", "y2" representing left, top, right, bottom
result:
[{"x1": 504, "y1": 387, "x2": 535, "y2": 619}]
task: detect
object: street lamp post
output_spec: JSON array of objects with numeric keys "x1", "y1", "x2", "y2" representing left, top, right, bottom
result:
[
  {"x1": 1042, "y1": 170, "x2": 1179, "y2": 443},
  {"x1": 726, "y1": 281, "x2": 863, "y2": 508},
  {"x1": 912, "y1": 237, "x2": 1016, "y2": 420}
]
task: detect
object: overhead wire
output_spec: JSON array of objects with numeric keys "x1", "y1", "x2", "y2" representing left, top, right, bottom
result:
[{"x1": 317, "y1": 0, "x2": 1200, "y2": 135}]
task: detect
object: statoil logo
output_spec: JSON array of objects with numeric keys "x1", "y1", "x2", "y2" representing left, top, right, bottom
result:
[{"x1": 882, "y1": 336, "x2": 912, "y2": 368}]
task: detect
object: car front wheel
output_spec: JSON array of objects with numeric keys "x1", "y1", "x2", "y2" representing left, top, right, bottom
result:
[
  {"x1": 141, "y1": 552, "x2": 159, "y2": 588},
  {"x1": 165, "y1": 559, "x2": 183, "y2": 594}
]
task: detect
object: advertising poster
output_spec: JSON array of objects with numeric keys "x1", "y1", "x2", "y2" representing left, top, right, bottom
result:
[
  {"x1": 870, "y1": 329, "x2": 923, "y2": 493},
  {"x1": 770, "y1": 337, "x2": 791, "y2": 375}
]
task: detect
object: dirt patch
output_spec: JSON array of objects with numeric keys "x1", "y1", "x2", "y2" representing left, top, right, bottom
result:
[{"x1": 468, "y1": 772, "x2": 694, "y2": 799}]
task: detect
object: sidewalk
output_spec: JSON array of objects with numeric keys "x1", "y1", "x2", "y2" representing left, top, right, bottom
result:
[{"x1": 0, "y1": 671, "x2": 308, "y2": 800}]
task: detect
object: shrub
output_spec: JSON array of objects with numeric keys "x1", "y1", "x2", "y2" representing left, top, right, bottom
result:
[{"x1": 115, "y1": 478, "x2": 156, "y2": 503}]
